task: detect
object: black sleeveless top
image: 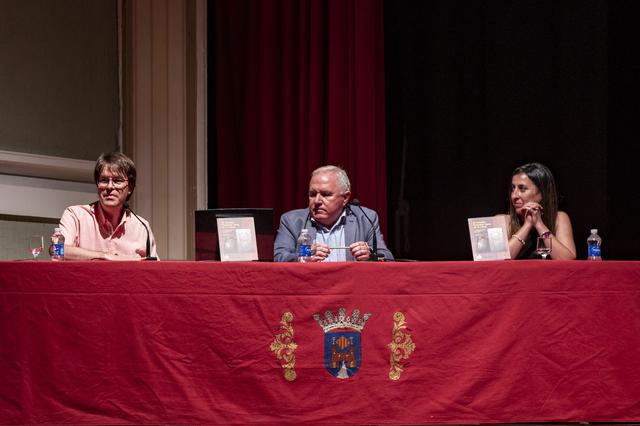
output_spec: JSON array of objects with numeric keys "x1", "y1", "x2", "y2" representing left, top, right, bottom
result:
[{"x1": 516, "y1": 229, "x2": 547, "y2": 259}]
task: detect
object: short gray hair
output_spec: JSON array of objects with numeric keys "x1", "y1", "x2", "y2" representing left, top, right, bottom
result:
[{"x1": 311, "y1": 165, "x2": 351, "y2": 193}]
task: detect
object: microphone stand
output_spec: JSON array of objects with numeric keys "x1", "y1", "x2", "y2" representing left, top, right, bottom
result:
[
  {"x1": 124, "y1": 202, "x2": 157, "y2": 261},
  {"x1": 350, "y1": 199, "x2": 384, "y2": 262}
]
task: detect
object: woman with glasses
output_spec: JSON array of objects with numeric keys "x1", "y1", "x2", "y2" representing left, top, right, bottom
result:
[{"x1": 58, "y1": 152, "x2": 158, "y2": 260}]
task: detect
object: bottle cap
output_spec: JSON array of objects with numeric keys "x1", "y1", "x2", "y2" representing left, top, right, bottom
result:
[
  {"x1": 55, "y1": 227, "x2": 62, "y2": 232},
  {"x1": 590, "y1": 229, "x2": 598, "y2": 233},
  {"x1": 301, "y1": 228, "x2": 308, "y2": 232}
]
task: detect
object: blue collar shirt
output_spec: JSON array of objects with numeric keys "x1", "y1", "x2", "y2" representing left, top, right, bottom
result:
[{"x1": 312, "y1": 210, "x2": 347, "y2": 262}]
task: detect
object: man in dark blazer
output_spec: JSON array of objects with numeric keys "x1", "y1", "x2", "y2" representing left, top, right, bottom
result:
[{"x1": 274, "y1": 165, "x2": 393, "y2": 262}]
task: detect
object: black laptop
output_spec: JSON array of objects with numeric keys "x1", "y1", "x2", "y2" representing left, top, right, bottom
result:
[{"x1": 195, "y1": 208, "x2": 274, "y2": 261}]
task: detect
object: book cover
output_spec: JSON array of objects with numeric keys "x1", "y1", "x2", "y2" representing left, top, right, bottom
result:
[
  {"x1": 217, "y1": 217, "x2": 259, "y2": 261},
  {"x1": 467, "y1": 216, "x2": 511, "y2": 261}
]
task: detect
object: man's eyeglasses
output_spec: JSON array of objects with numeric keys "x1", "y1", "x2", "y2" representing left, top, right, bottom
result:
[{"x1": 97, "y1": 177, "x2": 129, "y2": 189}]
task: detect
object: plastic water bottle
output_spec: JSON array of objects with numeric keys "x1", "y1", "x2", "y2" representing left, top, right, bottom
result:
[
  {"x1": 587, "y1": 229, "x2": 602, "y2": 261},
  {"x1": 51, "y1": 227, "x2": 65, "y2": 261},
  {"x1": 297, "y1": 229, "x2": 312, "y2": 262}
]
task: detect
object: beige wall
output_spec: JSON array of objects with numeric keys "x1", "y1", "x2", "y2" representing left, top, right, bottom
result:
[
  {"x1": 0, "y1": 218, "x2": 58, "y2": 261},
  {"x1": 0, "y1": 0, "x2": 119, "y2": 160}
]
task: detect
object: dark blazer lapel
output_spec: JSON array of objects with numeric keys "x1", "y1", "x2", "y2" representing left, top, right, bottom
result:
[
  {"x1": 344, "y1": 210, "x2": 357, "y2": 261},
  {"x1": 301, "y1": 211, "x2": 317, "y2": 241}
]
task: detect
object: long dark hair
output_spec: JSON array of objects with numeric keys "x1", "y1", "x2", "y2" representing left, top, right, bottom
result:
[{"x1": 508, "y1": 162, "x2": 558, "y2": 235}]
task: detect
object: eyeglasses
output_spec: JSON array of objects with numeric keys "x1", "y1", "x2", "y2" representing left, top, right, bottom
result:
[{"x1": 97, "y1": 177, "x2": 129, "y2": 189}]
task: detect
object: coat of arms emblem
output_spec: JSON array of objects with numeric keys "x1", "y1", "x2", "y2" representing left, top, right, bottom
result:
[{"x1": 313, "y1": 307, "x2": 371, "y2": 379}]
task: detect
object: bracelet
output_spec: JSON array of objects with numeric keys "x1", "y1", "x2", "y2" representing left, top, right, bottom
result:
[
  {"x1": 511, "y1": 234, "x2": 526, "y2": 246},
  {"x1": 540, "y1": 231, "x2": 551, "y2": 238}
]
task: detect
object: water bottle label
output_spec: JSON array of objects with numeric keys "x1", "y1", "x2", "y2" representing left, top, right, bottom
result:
[
  {"x1": 298, "y1": 244, "x2": 311, "y2": 257},
  {"x1": 53, "y1": 243, "x2": 64, "y2": 257},
  {"x1": 588, "y1": 245, "x2": 601, "y2": 257}
]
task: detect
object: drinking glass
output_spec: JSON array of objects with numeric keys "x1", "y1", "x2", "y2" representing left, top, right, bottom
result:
[
  {"x1": 536, "y1": 236, "x2": 552, "y2": 260},
  {"x1": 28, "y1": 235, "x2": 44, "y2": 260}
]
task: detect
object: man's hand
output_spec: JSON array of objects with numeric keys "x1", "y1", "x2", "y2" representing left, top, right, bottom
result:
[
  {"x1": 103, "y1": 251, "x2": 145, "y2": 261},
  {"x1": 310, "y1": 243, "x2": 331, "y2": 262},
  {"x1": 349, "y1": 241, "x2": 371, "y2": 261}
]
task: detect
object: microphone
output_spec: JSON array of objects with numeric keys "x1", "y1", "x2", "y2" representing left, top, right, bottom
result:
[
  {"x1": 350, "y1": 199, "x2": 382, "y2": 261},
  {"x1": 124, "y1": 202, "x2": 157, "y2": 261}
]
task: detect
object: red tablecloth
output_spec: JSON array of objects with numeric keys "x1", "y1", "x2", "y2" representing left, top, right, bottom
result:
[{"x1": 1, "y1": 260, "x2": 639, "y2": 424}]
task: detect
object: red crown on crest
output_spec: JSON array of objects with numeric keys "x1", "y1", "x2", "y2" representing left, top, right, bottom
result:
[{"x1": 313, "y1": 307, "x2": 371, "y2": 333}]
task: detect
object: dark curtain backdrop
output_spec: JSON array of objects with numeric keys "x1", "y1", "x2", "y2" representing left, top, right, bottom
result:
[
  {"x1": 384, "y1": 0, "x2": 640, "y2": 260},
  {"x1": 210, "y1": 0, "x2": 638, "y2": 261},
  {"x1": 212, "y1": 0, "x2": 387, "y2": 231}
]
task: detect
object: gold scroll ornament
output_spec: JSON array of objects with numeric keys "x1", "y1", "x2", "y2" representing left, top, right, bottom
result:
[
  {"x1": 388, "y1": 311, "x2": 415, "y2": 380},
  {"x1": 270, "y1": 311, "x2": 298, "y2": 381}
]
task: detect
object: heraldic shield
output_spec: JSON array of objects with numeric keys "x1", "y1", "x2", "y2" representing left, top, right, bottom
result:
[{"x1": 313, "y1": 307, "x2": 371, "y2": 379}]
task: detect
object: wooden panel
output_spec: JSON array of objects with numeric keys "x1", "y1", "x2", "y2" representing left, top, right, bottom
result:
[{"x1": 124, "y1": 0, "x2": 203, "y2": 260}]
